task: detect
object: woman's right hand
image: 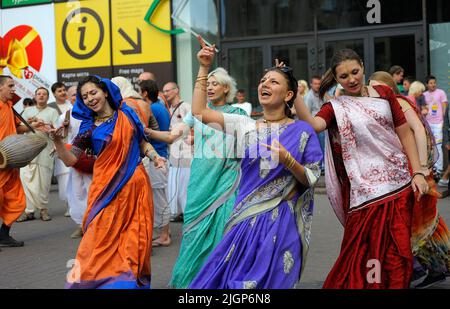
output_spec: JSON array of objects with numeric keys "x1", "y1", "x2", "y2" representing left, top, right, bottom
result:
[
  {"x1": 48, "y1": 126, "x2": 65, "y2": 142},
  {"x1": 196, "y1": 36, "x2": 216, "y2": 68}
]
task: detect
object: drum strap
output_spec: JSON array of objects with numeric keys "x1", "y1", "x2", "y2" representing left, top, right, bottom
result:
[{"x1": 12, "y1": 108, "x2": 36, "y2": 133}]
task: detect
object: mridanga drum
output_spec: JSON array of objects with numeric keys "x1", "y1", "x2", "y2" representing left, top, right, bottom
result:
[{"x1": 0, "y1": 134, "x2": 48, "y2": 169}]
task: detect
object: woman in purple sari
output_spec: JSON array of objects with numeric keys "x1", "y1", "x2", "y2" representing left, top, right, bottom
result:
[{"x1": 188, "y1": 37, "x2": 323, "y2": 289}]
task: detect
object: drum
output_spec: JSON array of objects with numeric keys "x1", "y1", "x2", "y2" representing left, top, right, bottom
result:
[{"x1": 0, "y1": 134, "x2": 48, "y2": 169}]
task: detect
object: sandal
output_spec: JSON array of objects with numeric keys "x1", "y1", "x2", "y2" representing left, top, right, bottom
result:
[
  {"x1": 152, "y1": 237, "x2": 171, "y2": 247},
  {"x1": 16, "y1": 213, "x2": 35, "y2": 223}
]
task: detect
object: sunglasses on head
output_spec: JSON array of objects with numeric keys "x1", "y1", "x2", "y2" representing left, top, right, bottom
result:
[{"x1": 267, "y1": 66, "x2": 294, "y2": 74}]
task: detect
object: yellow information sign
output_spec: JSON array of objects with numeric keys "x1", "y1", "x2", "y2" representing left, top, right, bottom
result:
[
  {"x1": 55, "y1": 0, "x2": 111, "y2": 70},
  {"x1": 111, "y1": 0, "x2": 172, "y2": 66}
]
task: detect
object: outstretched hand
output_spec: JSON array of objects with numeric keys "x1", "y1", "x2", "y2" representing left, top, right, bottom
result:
[
  {"x1": 196, "y1": 35, "x2": 216, "y2": 68},
  {"x1": 28, "y1": 117, "x2": 53, "y2": 133},
  {"x1": 47, "y1": 125, "x2": 65, "y2": 141}
]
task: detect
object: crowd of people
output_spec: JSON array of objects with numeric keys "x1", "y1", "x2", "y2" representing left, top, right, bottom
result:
[{"x1": 0, "y1": 35, "x2": 449, "y2": 289}]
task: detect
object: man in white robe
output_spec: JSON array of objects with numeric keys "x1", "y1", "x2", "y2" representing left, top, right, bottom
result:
[{"x1": 18, "y1": 87, "x2": 58, "y2": 221}]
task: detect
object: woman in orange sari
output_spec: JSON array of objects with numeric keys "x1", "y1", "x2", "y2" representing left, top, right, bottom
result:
[
  {"x1": 49, "y1": 76, "x2": 165, "y2": 289},
  {"x1": 369, "y1": 72, "x2": 450, "y2": 288}
]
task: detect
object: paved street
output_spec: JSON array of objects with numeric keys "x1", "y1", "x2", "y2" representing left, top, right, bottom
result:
[{"x1": 0, "y1": 182, "x2": 449, "y2": 289}]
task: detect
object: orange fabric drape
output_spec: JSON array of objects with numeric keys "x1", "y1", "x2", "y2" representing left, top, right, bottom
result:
[
  {"x1": 0, "y1": 100, "x2": 25, "y2": 226},
  {"x1": 67, "y1": 111, "x2": 153, "y2": 288}
]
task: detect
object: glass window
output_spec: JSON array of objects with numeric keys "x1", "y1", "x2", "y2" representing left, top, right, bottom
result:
[
  {"x1": 221, "y1": 0, "x2": 314, "y2": 38},
  {"x1": 272, "y1": 44, "x2": 309, "y2": 83},
  {"x1": 317, "y1": 0, "x2": 422, "y2": 30},
  {"x1": 228, "y1": 47, "x2": 263, "y2": 110},
  {"x1": 172, "y1": 0, "x2": 219, "y2": 47},
  {"x1": 427, "y1": 0, "x2": 450, "y2": 23},
  {"x1": 374, "y1": 35, "x2": 416, "y2": 77},
  {"x1": 324, "y1": 39, "x2": 365, "y2": 70}
]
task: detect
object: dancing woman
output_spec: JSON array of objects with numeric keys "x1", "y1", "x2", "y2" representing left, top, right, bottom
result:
[
  {"x1": 160, "y1": 64, "x2": 248, "y2": 288},
  {"x1": 295, "y1": 49, "x2": 429, "y2": 289},
  {"x1": 49, "y1": 76, "x2": 164, "y2": 289},
  {"x1": 369, "y1": 72, "x2": 450, "y2": 288},
  {"x1": 189, "y1": 38, "x2": 323, "y2": 289}
]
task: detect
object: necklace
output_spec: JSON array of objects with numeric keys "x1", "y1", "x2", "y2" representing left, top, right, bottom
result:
[
  {"x1": 95, "y1": 113, "x2": 114, "y2": 123},
  {"x1": 262, "y1": 115, "x2": 288, "y2": 124}
]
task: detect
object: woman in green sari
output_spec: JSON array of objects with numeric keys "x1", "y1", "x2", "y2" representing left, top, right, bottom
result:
[{"x1": 145, "y1": 67, "x2": 249, "y2": 288}]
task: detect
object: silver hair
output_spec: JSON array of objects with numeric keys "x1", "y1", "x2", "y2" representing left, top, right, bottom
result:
[{"x1": 208, "y1": 67, "x2": 237, "y2": 103}]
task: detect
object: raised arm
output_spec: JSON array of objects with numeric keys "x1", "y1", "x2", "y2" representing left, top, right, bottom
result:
[
  {"x1": 293, "y1": 95, "x2": 327, "y2": 133},
  {"x1": 191, "y1": 36, "x2": 225, "y2": 130}
]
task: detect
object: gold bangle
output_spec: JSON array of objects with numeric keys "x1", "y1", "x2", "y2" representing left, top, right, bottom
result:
[
  {"x1": 197, "y1": 75, "x2": 208, "y2": 79},
  {"x1": 288, "y1": 158, "x2": 296, "y2": 170},
  {"x1": 284, "y1": 153, "x2": 296, "y2": 170}
]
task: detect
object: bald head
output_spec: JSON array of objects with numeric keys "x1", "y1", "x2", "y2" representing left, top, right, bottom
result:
[
  {"x1": 162, "y1": 82, "x2": 179, "y2": 103},
  {"x1": 139, "y1": 72, "x2": 156, "y2": 82},
  {"x1": 67, "y1": 85, "x2": 77, "y2": 104}
]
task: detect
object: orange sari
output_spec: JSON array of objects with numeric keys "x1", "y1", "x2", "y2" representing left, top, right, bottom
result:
[{"x1": 66, "y1": 111, "x2": 153, "y2": 289}]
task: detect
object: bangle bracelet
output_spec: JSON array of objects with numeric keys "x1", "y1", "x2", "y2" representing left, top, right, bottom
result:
[
  {"x1": 284, "y1": 153, "x2": 296, "y2": 170},
  {"x1": 412, "y1": 172, "x2": 426, "y2": 179}
]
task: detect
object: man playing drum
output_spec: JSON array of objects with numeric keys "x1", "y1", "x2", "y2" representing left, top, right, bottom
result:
[{"x1": 0, "y1": 75, "x2": 27, "y2": 248}]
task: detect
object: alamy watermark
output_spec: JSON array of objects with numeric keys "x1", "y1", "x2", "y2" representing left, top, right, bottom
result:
[
  {"x1": 367, "y1": 0, "x2": 381, "y2": 24},
  {"x1": 367, "y1": 259, "x2": 382, "y2": 284}
]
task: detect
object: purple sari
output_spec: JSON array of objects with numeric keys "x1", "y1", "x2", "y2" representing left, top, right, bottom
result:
[{"x1": 189, "y1": 121, "x2": 323, "y2": 289}]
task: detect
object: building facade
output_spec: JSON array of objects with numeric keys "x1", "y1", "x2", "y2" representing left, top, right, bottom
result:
[{"x1": 174, "y1": 0, "x2": 450, "y2": 107}]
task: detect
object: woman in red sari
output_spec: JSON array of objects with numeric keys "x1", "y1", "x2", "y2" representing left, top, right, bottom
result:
[
  {"x1": 49, "y1": 76, "x2": 165, "y2": 289},
  {"x1": 295, "y1": 49, "x2": 429, "y2": 289}
]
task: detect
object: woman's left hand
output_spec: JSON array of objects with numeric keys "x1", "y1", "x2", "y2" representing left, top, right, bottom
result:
[
  {"x1": 261, "y1": 139, "x2": 292, "y2": 167},
  {"x1": 153, "y1": 156, "x2": 167, "y2": 170}
]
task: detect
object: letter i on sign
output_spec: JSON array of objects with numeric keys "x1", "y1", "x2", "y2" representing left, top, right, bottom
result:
[{"x1": 78, "y1": 17, "x2": 88, "y2": 51}]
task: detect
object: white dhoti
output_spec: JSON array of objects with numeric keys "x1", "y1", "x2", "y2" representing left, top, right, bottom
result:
[
  {"x1": 66, "y1": 168, "x2": 92, "y2": 225},
  {"x1": 55, "y1": 157, "x2": 70, "y2": 202},
  {"x1": 143, "y1": 158, "x2": 170, "y2": 230},
  {"x1": 167, "y1": 165, "x2": 190, "y2": 217},
  {"x1": 20, "y1": 164, "x2": 53, "y2": 214}
]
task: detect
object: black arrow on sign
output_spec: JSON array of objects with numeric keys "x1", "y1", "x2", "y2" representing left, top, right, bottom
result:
[{"x1": 118, "y1": 28, "x2": 142, "y2": 55}]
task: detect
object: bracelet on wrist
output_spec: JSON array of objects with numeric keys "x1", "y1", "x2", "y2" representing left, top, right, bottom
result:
[
  {"x1": 412, "y1": 171, "x2": 426, "y2": 180},
  {"x1": 284, "y1": 153, "x2": 296, "y2": 170}
]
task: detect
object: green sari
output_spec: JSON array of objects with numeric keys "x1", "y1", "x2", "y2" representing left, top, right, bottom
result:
[{"x1": 169, "y1": 103, "x2": 247, "y2": 288}]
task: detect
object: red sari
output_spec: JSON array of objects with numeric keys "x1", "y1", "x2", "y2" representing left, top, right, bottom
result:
[
  {"x1": 397, "y1": 95, "x2": 450, "y2": 275},
  {"x1": 318, "y1": 85, "x2": 414, "y2": 289}
]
